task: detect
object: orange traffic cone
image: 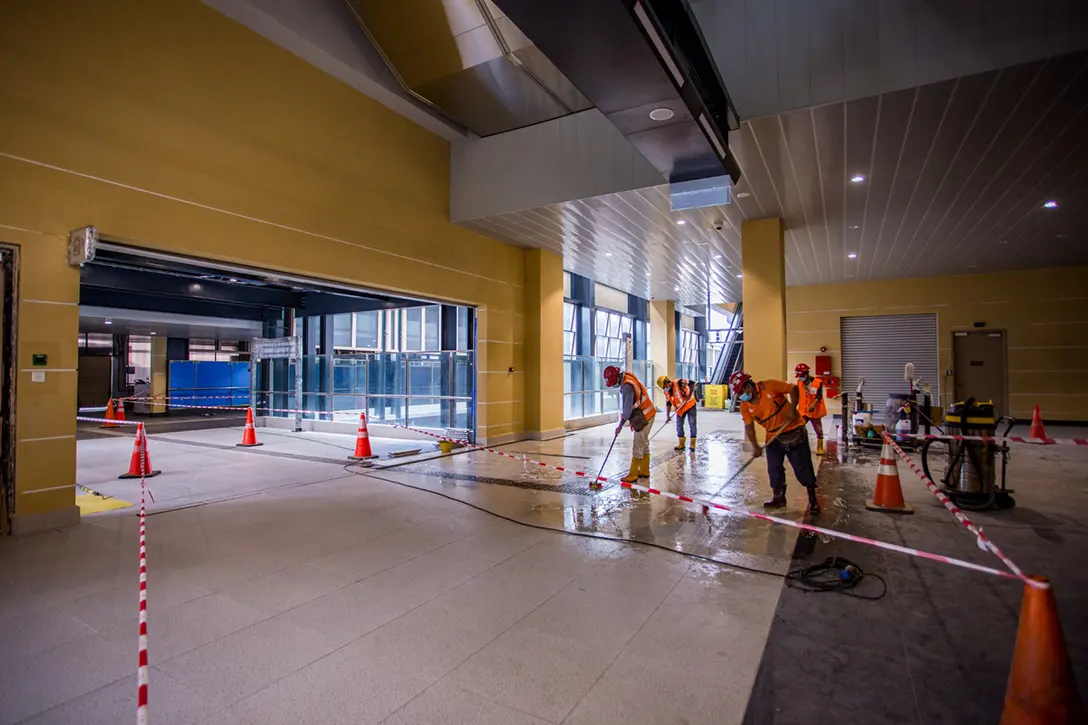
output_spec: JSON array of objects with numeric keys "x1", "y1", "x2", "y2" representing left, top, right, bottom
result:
[
  {"x1": 865, "y1": 441, "x2": 913, "y2": 513},
  {"x1": 1001, "y1": 575, "x2": 1083, "y2": 724},
  {"x1": 1029, "y1": 405, "x2": 1051, "y2": 443},
  {"x1": 236, "y1": 408, "x2": 262, "y2": 447},
  {"x1": 349, "y1": 413, "x2": 377, "y2": 461},
  {"x1": 115, "y1": 398, "x2": 127, "y2": 423},
  {"x1": 101, "y1": 399, "x2": 119, "y2": 429},
  {"x1": 119, "y1": 423, "x2": 161, "y2": 479}
]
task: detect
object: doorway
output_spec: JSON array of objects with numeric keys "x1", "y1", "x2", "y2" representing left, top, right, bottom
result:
[
  {"x1": 952, "y1": 330, "x2": 1008, "y2": 414},
  {"x1": 1, "y1": 245, "x2": 16, "y2": 535}
]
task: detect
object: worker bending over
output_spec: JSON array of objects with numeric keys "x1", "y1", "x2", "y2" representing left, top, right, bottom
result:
[
  {"x1": 729, "y1": 370, "x2": 820, "y2": 513},
  {"x1": 794, "y1": 363, "x2": 827, "y2": 455},
  {"x1": 604, "y1": 365, "x2": 656, "y2": 484},
  {"x1": 657, "y1": 375, "x2": 698, "y2": 451}
]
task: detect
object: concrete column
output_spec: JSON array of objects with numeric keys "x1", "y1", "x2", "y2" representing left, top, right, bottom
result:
[
  {"x1": 150, "y1": 336, "x2": 168, "y2": 416},
  {"x1": 524, "y1": 248, "x2": 565, "y2": 440},
  {"x1": 649, "y1": 300, "x2": 676, "y2": 409},
  {"x1": 742, "y1": 216, "x2": 787, "y2": 391}
]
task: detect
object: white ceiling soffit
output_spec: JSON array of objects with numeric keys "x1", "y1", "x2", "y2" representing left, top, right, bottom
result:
[
  {"x1": 80, "y1": 307, "x2": 263, "y2": 340},
  {"x1": 459, "y1": 51, "x2": 1088, "y2": 307},
  {"x1": 200, "y1": 0, "x2": 467, "y2": 141},
  {"x1": 691, "y1": 0, "x2": 1088, "y2": 120}
]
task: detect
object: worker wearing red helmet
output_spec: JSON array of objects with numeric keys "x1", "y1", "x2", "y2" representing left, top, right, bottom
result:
[
  {"x1": 729, "y1": 370, "x2": 820, "y2": 512},
  {"x1": 794, "y1": 363, "x2": 827, "y2": 455},
  {"x1": 603, "y1": 365, "x2": 656, "y2": 484}
]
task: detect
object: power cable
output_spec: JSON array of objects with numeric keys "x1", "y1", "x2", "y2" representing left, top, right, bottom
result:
[{"x1": 784, "y1": 555, "x2": 888, "y2": 600}]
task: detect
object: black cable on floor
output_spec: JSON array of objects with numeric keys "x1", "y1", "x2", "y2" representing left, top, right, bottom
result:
[
  {"x1": 345, "y1": 463, "x2": 792, "y2": 581},
  {"x1": 785, "y1": 555, "x2": 888, "y2": 600}
]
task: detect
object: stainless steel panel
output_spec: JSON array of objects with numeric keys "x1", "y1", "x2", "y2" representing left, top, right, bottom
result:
[{"x1": 840, "y1": 313, "x2": 940, "y2": 412}]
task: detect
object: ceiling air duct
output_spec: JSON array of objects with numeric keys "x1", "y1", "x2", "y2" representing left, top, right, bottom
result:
[{"x1": 490, "y1": 0, "x2": 742, "y2": 184}]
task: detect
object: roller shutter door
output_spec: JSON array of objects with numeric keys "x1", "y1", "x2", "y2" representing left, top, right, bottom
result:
[{"x1": 840, "y1": 313, "x2": 939, "y2": 410}]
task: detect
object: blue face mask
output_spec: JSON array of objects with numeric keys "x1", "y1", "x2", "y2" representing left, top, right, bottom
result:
[{"x1": 739, "y1": 391, "x2": 753, "y2": 402}]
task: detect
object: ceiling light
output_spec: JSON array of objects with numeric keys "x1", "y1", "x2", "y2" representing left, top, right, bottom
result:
[
  {"x1": 229, "y1": 277, "x2": 239, "y2": 283},
  {"x1": 713, "y1": 254, "x2": 722, "y2": 260},
  {"x1": 104, "y1": 319, "x2": 112, "y2": 325},
  {"x1": 736, "y1": 192, "x2": 750, "y2": 199},
  {"x1": 849, "y1": 225, "x2": 859, "y2": 229},
  {"x1": 649, "y1": 107, "x2": 675, "y2": 121},
  {"x1": 1043, "y1": 200, "x2": 1058, "y2": 209},
  {"x1": 998, "y1": 239, "x2": 1008, "y2": 245},
  {"x1": 674, "y1": 286, "x2": 680, "y2": 291},
  {"x1": 605, "y1": 252, "x2": 612, "y2": 257},
  {"x1": 676, "y1": 219, "x2": 687, "y2": 225},
  {"x1": 645, "y1": 272, "x2": 651, "y2": 276},
  {"x1": 850, "y1": 175, "x2": 865, "y2": 183},
  {"x1": 150, "y1": 332, "x2": 157, "y2": 336},
  {"x1": 848, "y1": 253, "x2": 858, "y2": 259},
  {"x1": 736, "y1": 274, "x2": 743, "y2": 278}
]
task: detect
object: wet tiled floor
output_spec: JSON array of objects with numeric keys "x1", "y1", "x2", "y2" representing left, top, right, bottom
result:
[{"x1": 3, "y1": 412, "x2": 1084, "y2": 723}]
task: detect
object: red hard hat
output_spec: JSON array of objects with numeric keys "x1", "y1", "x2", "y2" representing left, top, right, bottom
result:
[
  {"x1": 603, "y1": 365, "x2": 622, "y2": 387},
  {"x1": 794, "y1": 362, "x2": 811, "y2": 378},
  {"x1": 728, "y1": 370, "x2": 752, "y2": 396}
]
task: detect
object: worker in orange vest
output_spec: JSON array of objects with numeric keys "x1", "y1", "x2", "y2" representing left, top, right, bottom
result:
[
  {"x1": 604, "y1": 365, "x2": 656, "y2": 484},
  {"x1": 657, "y1": 375, "x2": 698, "y2": 451},
  {"x1": 730, "y1": 370, "x2": 820, "y2": 513},
  {"x1": 794, "y1": 363, "x2": 827, "y2": 455}
]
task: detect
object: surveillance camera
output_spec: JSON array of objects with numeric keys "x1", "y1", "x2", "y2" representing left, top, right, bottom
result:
[{"x1": 712, "y1": 221, "x2": 724, "y2": 232}]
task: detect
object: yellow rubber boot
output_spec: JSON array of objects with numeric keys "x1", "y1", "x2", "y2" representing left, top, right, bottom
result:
[
  {"x1": 674, "y1": 436, "x2": 686, "y2": 451},
  {"x1": 638, "y1": 455, "x2": 651, "y2": 479},
  {"x1": 621, "y1": 459, "x2": 639, "y2": 484},
  {"x1": 689, "y1": 437, "x2": 697, "y2": 451},
  {"x1": 816, "y1": 439, "x2": 825, "y2": 456}
]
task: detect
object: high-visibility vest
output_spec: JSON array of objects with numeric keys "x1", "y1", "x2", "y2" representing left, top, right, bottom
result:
[
  {"x1": 622, "y1": 372, "x2": 656, "y2": 423},
  {"x1": 797, "y1": 376, "x2": 827, "y2": 418},
  {"x1": 665, "y1": 379, "x2": 696, "y2": 417}
]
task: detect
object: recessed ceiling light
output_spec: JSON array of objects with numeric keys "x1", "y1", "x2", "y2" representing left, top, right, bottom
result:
[
  {"x1": 605, "y1": 252, "x2": 612, "y2": 257},
  {"x1": 150, "y1": 332, "x2": 157, "y2": 336},
  {"x1": 649, "y1": 107, "x2": 675, "y2": 121},
  {"x1": 229, "y1": 277, "x2": 239, "y2": 283},
  {"x1": 847, "y1": 253, "x2": 858, "y2": 259},
  {"x1": 849, "y1": 225, "x2": 859, "y2": 229},
  {"x1": 736, "y1": 192, "x2": 750, "y2": 199},
  {"x1": 674, "y1": 286, "x2": 680, "y2": 291},
  {"x1": 850, "y1": 175, "x2": 865, "y2": 183},
  {"x1": 713, "y1": 254, "x2": 722, "y2": 260},
  {"x1": 676, "y1": 219, "x2": 687, "y2": 225},
  {"x1": 104, "y1": 319, "x2": 112, "y2": 325},
  {"x1": 998, "y1": 239, "x2": 1008, "y2": 245},
  {"x1": 736, "y1": 274, "x2": 743, "y2": 278},
  {"x1": 1043, "y1": 200, "x2": 1058, "y2": 209},
  {"x1": 645, "y1": 272, "x2": 651, "y2": 276}
]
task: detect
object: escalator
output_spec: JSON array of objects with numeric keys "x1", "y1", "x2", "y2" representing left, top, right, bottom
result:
[{"x1": 709, "y1": 304, "x2": 743, "y2": 386}]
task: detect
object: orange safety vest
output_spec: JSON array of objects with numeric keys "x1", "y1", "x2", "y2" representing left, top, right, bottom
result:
[
  {"x1": 797, "y1": 376, "x2": 827, "y2": 419},
  {"x1": 665, "y1": 379, "x2": 696, "y2": 417},
  {"x1": 622, "y1": 372, "x2": 656, "y2": 423}
]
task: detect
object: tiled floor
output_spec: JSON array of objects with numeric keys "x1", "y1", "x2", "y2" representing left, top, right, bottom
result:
[
  {"x1": 2, "y1": 414, "x2": 789, "y2": 723},
  {"x1": 5, "y1": 413, "x2": 1084, "y2": 723}
]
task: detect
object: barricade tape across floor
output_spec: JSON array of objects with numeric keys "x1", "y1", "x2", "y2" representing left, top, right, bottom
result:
[
  {"x1": 75, "y1": 401, "x2": 1033, "y2": 587},
  {"x1": 881, "y1": 434, "x2": 1033, "y2": 585},
  {"x1": 894, "y1": 431, "x2": 1087, "y2": 447}
]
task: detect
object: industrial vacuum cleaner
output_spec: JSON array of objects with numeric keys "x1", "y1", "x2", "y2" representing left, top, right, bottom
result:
[{"x1": 920, "y1": 397, "x2": 1016, "y2": 511}]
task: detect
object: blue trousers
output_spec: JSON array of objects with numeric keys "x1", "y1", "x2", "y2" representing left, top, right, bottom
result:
[
  {"x1": 766, "y1": 431, "x2": 817, "y2": 497},
  {"x1": 674, "y1": 408, "x2": 697, "y2": 438}
]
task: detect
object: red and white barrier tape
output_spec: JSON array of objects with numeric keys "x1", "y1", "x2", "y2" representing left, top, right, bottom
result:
[
  {"x1": 77, "y1": 415, "x2": 142, "y2": 426},
  {"x1": 882, "y1": 434, "x2": 1034, "y2": 586},
  {"x1": 136, "y1": 426, "x2": 150, "y2": 724},
  {"x1": 896, "y1": 431, "x2": 1086, "y2": 447}
]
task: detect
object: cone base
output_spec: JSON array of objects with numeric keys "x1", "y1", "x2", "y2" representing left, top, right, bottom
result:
[
  {"x1": 100, "y1": 424, "x2": 120, "y2": 429},
  {"x1": 236, "y1": 442, "x2": 264, "y2": 448},
  {"x1": 119, "y1": 470, "x2": 161, "y2": 480},
  {"x1": 865, "y1": 499, "x2": 913, "y2": 514},
  {"x1": 349, "y1": 454, "x2": 377, "y2": 461}
]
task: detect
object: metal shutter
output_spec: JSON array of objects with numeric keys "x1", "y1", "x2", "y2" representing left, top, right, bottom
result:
[{"x1": 840, "y1": 313, "x2": 939, "y2": 411}]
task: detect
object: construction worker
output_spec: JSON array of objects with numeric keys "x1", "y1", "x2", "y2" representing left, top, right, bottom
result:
[
  {"x1": 657, "y1": 375, "x2": 697, "y2": 450},
  {"x1": 604, "y1": 365, "x2": 656, "y2": 484},
  {"x1": 794, "y1": 363, "x2": 827, "y2": 455},
  {"x1": 729, "y1": 370, "x2": 820, "y2": 513}
]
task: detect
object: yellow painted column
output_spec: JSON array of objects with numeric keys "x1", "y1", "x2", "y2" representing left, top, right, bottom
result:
[
  {"x1": 648, "y1": 300, "x2": 676, "y2": 409},
  {"x1": 8, "y1": 232, "x2": 81, "y2": 535},
  {"x1": 742, "y1": 217, "x2": 787, "y2": 408},
  {"x1": 523, "y1": 248, "x2": 565, "y2": 440},
  {"x1": 150, "y1": 336, "x2": 168, "y2": 415}
]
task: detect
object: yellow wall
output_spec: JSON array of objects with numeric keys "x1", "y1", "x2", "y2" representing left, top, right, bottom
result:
[
  {"x1": 523, "y1": 250, "x2": 564, "y2": 438},
  {"x1": 0, "y1": 0, "x2": 526, "y2": 528},
  {"x1": 742, "y1": 218, "x2": 787, "y2": 381},
  {"x1": 786, "y1": 266, "x2": 1088, "y2": 420}
]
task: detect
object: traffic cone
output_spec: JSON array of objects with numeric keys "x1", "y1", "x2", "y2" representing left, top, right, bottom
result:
[
  {"x1": 236, "y1": 408, "x2": 262, "y2": 447},
  {"x1": 865, "y1": 441, "x2": 913, "y2": 513},
  {"x1": 119, "y1": 424, "x2": 161, "y2": 479},
  {"x1": 1029, "y1": 405, "x2": 1051, "y2": 443},
  {"x1": 1001, "y1": 576, "x2": 1082, "y2": 724},
  {"x1": 349, "y1": 412, "x2": 377, "y2": 461},
  {"x1": 115, "y1": 398, "x2": 127, "y2": 423},
  {"x1": 101, "y1": 399, "x2": 119, "y2": 429}
]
